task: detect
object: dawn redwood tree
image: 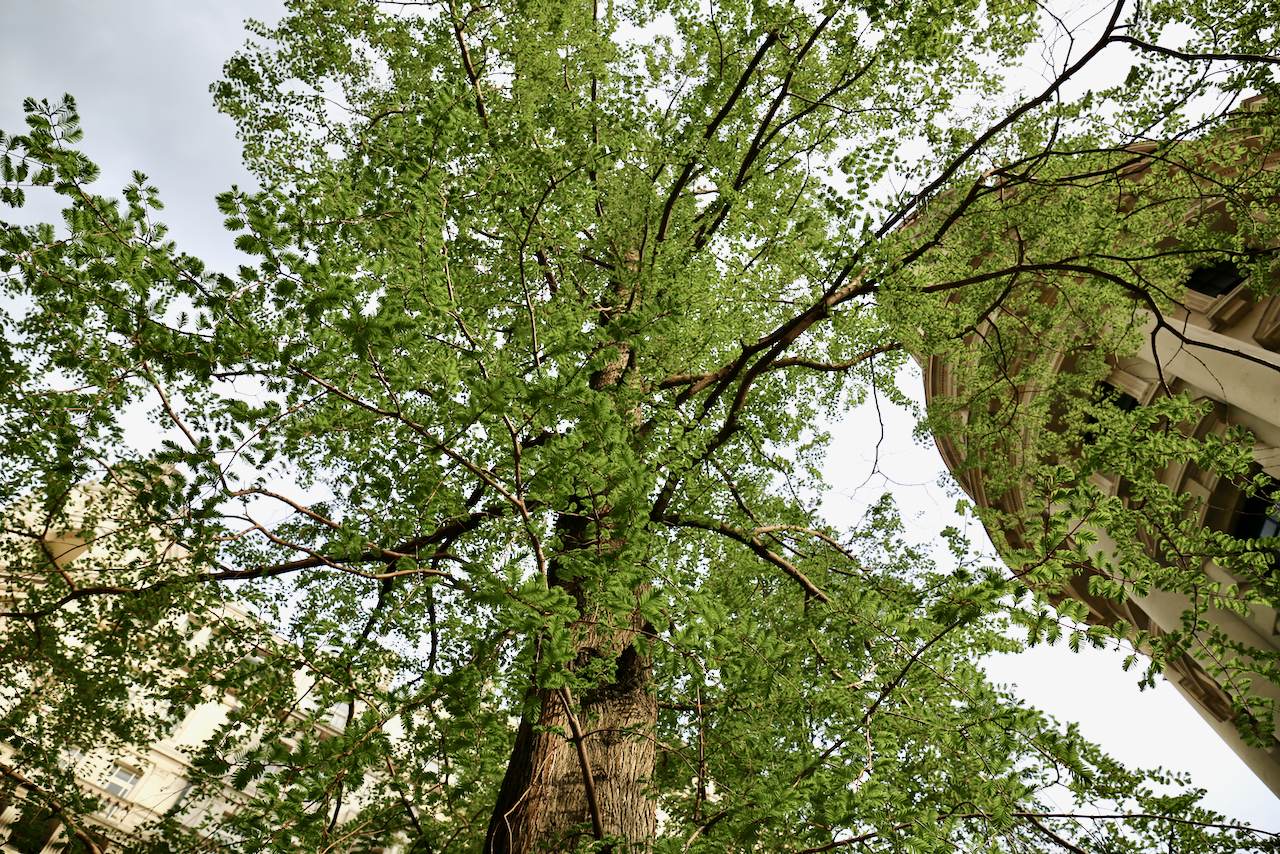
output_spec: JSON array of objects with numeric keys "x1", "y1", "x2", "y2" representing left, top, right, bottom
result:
[{"x1": 1, "y1": 0, "x2": 1279, "y2": 851}]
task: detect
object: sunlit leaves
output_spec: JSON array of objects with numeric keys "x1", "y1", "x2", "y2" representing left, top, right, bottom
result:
[{"x1": 3, "y1": 0, "x2": 1279, "y2": 851}]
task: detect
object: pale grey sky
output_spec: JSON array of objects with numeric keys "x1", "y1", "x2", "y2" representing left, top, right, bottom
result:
[
  {"x1": 0, "y1": 0, "x2": 284, "y2": 267},
  {"x1": 4, "y1": 0, "x2": 1277, "y2": 831}
]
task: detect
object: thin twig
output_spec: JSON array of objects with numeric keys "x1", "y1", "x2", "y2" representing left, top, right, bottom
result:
[{"x1": 557, "y1": 687, "x2": 606, "y2": 842}]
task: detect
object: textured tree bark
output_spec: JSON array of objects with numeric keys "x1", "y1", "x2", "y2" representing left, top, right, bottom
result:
[
  {"x1": 484, "y1": 512, "x2": 657, "y2": 853},
  {"x1": 485, "y1": 320, "x2": 656, "y2": 852},
  {"x1": 484, "y1": 628, "x2": 656, "y2": 851}
]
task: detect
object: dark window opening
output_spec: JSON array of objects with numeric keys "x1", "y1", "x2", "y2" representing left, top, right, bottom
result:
[
  {"x1": 1186, "y1": 261, "x2": 1246, "y2": 298},
  {"x1": 1236, "y1": 493, "x2": 1280, "y2": 540},
  {"x1": 1234, "y1": 491, "x2": 1280, "y2": 570},
  {"x1": 1228, "y1": 491, "x2": 1280, "y2": 583},
  {"x1": 1098, "y1": 382, "x2": 1140, "y2": 412},
  {"x1": 1082, "y1": 383, "x2": 1140, "y2": 445}
]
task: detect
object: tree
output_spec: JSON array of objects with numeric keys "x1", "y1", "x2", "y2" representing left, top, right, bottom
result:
[{"x1": 1, "y1": 0, "x2": 1279, "y2": 851}]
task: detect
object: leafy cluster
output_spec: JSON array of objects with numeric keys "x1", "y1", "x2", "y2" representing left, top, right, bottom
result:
[
  {"x1": 1, "y1": 0, "x2": 1279, "y2": 851},
  {"x1": 902, "y1": 129, "x2": 1280, "y2": 743}
]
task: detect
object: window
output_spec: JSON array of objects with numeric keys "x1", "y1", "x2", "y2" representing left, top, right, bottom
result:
[
  {"x1": 172, "y1": 778, "x2": 195, "y2": 811},
  {"x1": 104, "y1": 764, "x2": 141, "y2": 799},
  {"x1": 100, "y1": 763, "x2": 141, "y2": 819},
  {"x1": 164, "y1": 704, "x2": 189, "y2": 741},
  {"x1": 1186, "y1": 261, "x2": 1245, "y2": 298},
  {"x1": 1098, "y1": 382, "x2": 1140, "y2": 412},
  {"x1": 1082, "y1": 382, "x2": 1140, "y2": 446},
  {"x1": 1235, "y1": 491, "x2": 1280, "y2": 569}
]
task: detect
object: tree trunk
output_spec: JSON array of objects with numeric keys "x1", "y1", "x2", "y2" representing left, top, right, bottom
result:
[
  {"x1": 484, "y1": 511, "x2": 657, "y2": 853},
  {"x1": 485, "y1": 266, "x2": 654, "y2": 852}
]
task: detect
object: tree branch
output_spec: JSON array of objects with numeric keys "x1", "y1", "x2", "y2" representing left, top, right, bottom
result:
[
  {"x1": 1110, "y1": 35, "x2": 1280, "y2": 65},
  {"x1": 557, "y1": 687, "x2": 606, "y2": 842},
  {"x1": 798, "y1": 811, "x2": 1278, "y2": 852},
  {"x1": 656, "y1": 31, "x2": 780, "y2": 244},
  {"x1": 0, "y1": 762, "x2": 106, "y2": 854},
  {"x1": 449, "y1": 0, "x2": 489, "y2": 128},
  {"x1": 661, "y1": 513, "x2": 830, "y2": 603},
  {"x1": 1025, "y1": 813, "x2": 1090, "y2": 854},
  {"x1": 877, "y1": 0, "x2": 1130, "y2": 239},
  {"x1": 657, "y1": 342, "x2": 902, "y2": 390}
]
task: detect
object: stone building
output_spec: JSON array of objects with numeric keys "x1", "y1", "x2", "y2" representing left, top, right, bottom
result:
[
  {"x1": 0, "y1": 482, "x2": 377, "y2": 854},
  {"x1": 921, "y1": 100, "x2": 1280, "y2": 796},
  {"x1": 0, "y1": 604, "x2": 338, "y2": 854}
]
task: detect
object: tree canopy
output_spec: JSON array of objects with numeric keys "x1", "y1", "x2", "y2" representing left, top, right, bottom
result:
[{"x1": 2, "y1": 0, "x2": 1280, "y2": 851}]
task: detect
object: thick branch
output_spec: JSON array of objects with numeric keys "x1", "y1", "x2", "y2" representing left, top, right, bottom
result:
[
  {"x1": 1, "y1": 506, "x2": 501, "y2": 621},
  {"x1": 658, "y1": 342, "x2": 902, "y2": 390},
  {"x1": 877, "y1": 0, "x2": 1129, "y2": 239},
  {"x1": 661, "y1": 513, "x2": 830, "y2": 603},
  {"x1": 0, "y1": 762, "x2": 105, "y2": 854},
  {"x1": 934, "y1": 259, "x2": 1280, "y2": 380},
  {"x1": 1110, "y1": 35, "x2": 1280, "y2": 64},
  {"x1": 1025, "y1": 813, "x2": 1090, "y2": 854},
  {"x1": 655, "y1": 31, "x2": 780, "y2": 244},
  {"x1": 450, "y1": 1, "x2": 489, "y2": 127}
]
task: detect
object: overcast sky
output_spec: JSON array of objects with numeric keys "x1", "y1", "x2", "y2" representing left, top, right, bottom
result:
[
  {"x1": 3, "y1": 0, "x2": 1277, "y2": 831},
  {"x1": 0, "y1": 0, "x2": 281, "y2": 267}
]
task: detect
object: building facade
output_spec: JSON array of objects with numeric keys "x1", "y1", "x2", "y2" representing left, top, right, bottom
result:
[
  {"x1": 0, "y1": 482, "x2": 375, "y2": 854},
  {"x1": 920, "y1": 102, "x2": 1280, "y2": 796},
  {"x1": 1, "y1": 603, "x2": 270, "y2": 853}
]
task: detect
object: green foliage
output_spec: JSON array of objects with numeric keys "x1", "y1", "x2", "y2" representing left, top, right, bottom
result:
[
  {"x1": 2, "y1": 0, "x2": 1279, "y2": 852},
  {"x1": 905, "y1": 129, "x2": 1280, "y2": 743}
]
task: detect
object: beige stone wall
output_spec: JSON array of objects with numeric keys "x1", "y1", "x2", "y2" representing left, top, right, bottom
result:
[
  {"x1": 0, "y1": 486, "x2": 379, "y2": 854},
  {"x1": 0, "y1": 624, "x2": 375, "y2": 853},
  {"x1": 924, "y1": 283, "x2": 1280, "y2": 797}
]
